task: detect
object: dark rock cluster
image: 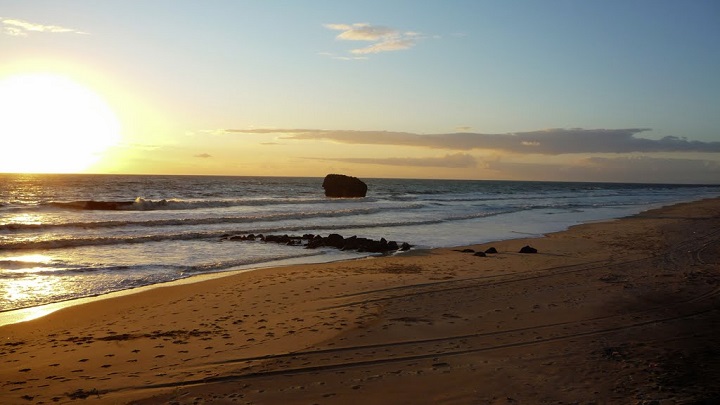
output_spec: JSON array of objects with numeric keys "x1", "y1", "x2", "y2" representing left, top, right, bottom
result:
[
  {"x1": 225, "y1": 233, "x2": 411, "y2": 254},
  {"x1": 454, "y1": 247, "x2": 499, "y2": 257},
  {"x1": 454, "y1": 245, "x2": 539, "y2": 257}
]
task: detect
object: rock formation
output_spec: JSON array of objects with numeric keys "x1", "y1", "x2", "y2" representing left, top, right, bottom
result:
[
  {"x1": 225, "y1": 232, "x2": 411, "y2": 254},
  {"x1": 322, "y1": 174, "x2": 367, "y2": 198}
]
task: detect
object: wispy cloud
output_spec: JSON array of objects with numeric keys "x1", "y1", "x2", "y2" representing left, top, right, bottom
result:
[
  {"x1": 1, "y1": 17, "x2": 88, "y2": 36},
  {"x1": 194, "y1": 153, "x2": 212, "y2": 158},
  {"x1": 324, "y1": 23, "x2": 421, "y2": 56},
  {"x1": 311, "y1": 153, "x2": 477, "y2": 168},
  {"x1": 226, "y1": 128, "x2": 720, "y2": 155}
]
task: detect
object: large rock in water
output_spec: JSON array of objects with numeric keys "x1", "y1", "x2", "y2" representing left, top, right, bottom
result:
[{"x1": 322, "y1": 174, "x2": 367, "y2": 198}]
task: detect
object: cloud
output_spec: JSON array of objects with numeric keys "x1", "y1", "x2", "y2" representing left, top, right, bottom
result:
[
  {"x1": 325, "y1": 23, "x2": 396, "y2": 41},
  {"x1": 583, "y1": 155, "x2": 720, "y2": 178},
  {"x1": 324, "y1": 23, "x2": 420, "y2": 55},
  {"x1": 485, "y1": 156, "x2": 720, "y2": 184},
  {"x1": 194, "y1": 153, "x2": 212, "y2": 158},
  {"x1": 1, "y1": 18, "x2": 88, "y2": 36},
  {"x1": 311, "y1": 153, "x2": 477, "y2": 168},
  {"x1": 226, "y1": 128, "x2": 720, "y2": 155}
]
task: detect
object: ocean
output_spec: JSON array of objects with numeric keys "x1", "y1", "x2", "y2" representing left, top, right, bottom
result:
[{"x1": 1, "y1": 174, "x2": 719, "y2": 313}]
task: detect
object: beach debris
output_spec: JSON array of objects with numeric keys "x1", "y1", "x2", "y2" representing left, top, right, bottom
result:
[
  {"x1": 225, "y1": 232, "x2": 411, "y2": 254},
  {"x1": 519, "y1": 245, "x2": 538, "y2": 253},
  {"x1": 322, "y1": 174, "x2": 368, "y2": 198},
  {"x1": 485, "y1": 247, "x2": 498, "y2": 254}
]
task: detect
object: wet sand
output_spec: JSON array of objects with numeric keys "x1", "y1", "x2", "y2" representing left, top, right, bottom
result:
[{"x1": 2, "y1": 198, "x2": 719, "y2": 404}]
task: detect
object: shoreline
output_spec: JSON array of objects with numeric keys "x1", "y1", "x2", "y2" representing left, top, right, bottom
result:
[
  {"x1": 2, "y1": 198, "x2": 719, "y2": 404},
  {"x1": 0, "y1": 198, "x2": 688, "y2": 326},
  {"x1": 0, "y1": 250, "x2": 378, "y2": 327}
]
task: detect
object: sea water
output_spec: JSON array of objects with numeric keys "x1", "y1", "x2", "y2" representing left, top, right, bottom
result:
[{"x1": 1, "y1": 174, "x2": 718, "y2": 312}]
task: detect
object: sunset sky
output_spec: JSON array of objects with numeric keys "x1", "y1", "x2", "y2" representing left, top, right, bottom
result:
[{"x1": 1, "y1": 0, "x2": 719, "y2": 183}]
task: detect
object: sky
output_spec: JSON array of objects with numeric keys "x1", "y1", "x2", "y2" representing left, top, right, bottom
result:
[{"x1": 1, "y1": 0, "x2": 719, "y2": 183}]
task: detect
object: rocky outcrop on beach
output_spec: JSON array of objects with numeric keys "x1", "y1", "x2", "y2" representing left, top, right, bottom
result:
[
  {"x1": 226, "y1": 233, "x2": 411, "y2": 253},
  {"x1": 454, "y1": 247, "x2": 498, "y2": 255},
  {"x1": 322, "y1": 174, "x2": 368, "y2": 198}
]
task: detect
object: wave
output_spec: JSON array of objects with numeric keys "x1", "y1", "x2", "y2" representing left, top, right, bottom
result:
[
  {"x1": 0, "y1": 223, "x2": 395, "y2": 250},
  {"x1": 0, "y1": 207, "x2": 523, "y2": 251},
  {"x1": 0, "y1": 259, "x2": 68, "y2": 271},
  {"x1": 0, "y1": 231, "x2": 228, "y2": 250},
  {"x1": 5, "y1": 186, "x2": 654, "y2": 214},
  {"x1": 0, "y1": 205, "x2": 424, "y2": 232},
  {"x1": 0, "y1": 250, "x2": 329, "y2": 312},
  {"x1": 3, "y1": 183, "x2": 711, "y2": 216},
  {"x1": 0, "y1": 250, "x2": 326, "y2": 279},
  {"x1": 177, "y1": 251, "x2": 327, "y2": 275},
  {"x1": 0, "y1": 196, "x2": 377, "y2": 214},
  {"x1": 44, "y1": 196, "x2": 379, "y2": 212},
  {"x1": 46, "y1": 198, "x2": 250, "y2": 211},
  {"x1": 404, "y1": 190, "x2": 645, "y2": 204}
]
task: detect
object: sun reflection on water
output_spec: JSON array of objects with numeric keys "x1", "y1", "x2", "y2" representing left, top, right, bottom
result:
[
  {"x1": 4, "y1": 253, "x2": 53, "y2": 264},
  {"x1": 3, "y1": 275, "x2": 62, "y2": 304},
  {"x1": 1, "y1": 213, "x2": 45, "y2": 227},
  {"x1": 0, "y1": 254, "x2": 68, "y2": 310}
]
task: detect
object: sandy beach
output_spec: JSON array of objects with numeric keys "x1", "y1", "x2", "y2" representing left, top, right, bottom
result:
[{"x1": 2, "y1": 198, "x2": 719, "y2": 404}]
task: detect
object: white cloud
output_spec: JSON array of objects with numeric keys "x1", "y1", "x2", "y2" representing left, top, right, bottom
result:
[
  {"x1": 351, "y1": 38, "x2": 416, "y2": 55},
  {"x1": 326, "y1": 23, "x2": 396, "y2": 41},
  {"x1": 324, "y1": 22, "x2": 421, "y2": 56},
  {"x1": 1, "y1": 18, "x2": 88, "y2": 36}
]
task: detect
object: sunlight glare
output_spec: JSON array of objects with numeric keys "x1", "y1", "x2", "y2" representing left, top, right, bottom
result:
[
  {"x1": 1, "y1": 213, "x2": 44, "y2": 226},
  {"x1": 0, "y1": 74, "x2": 121, "y2": 173},
  {"x1": 4, "y1": 254, "x2": 54, "y2": 265}
]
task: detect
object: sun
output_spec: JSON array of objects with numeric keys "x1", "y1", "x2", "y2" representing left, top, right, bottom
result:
[{"x1": 0, "y1": 73, "x2": 121, "y2": 174}]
